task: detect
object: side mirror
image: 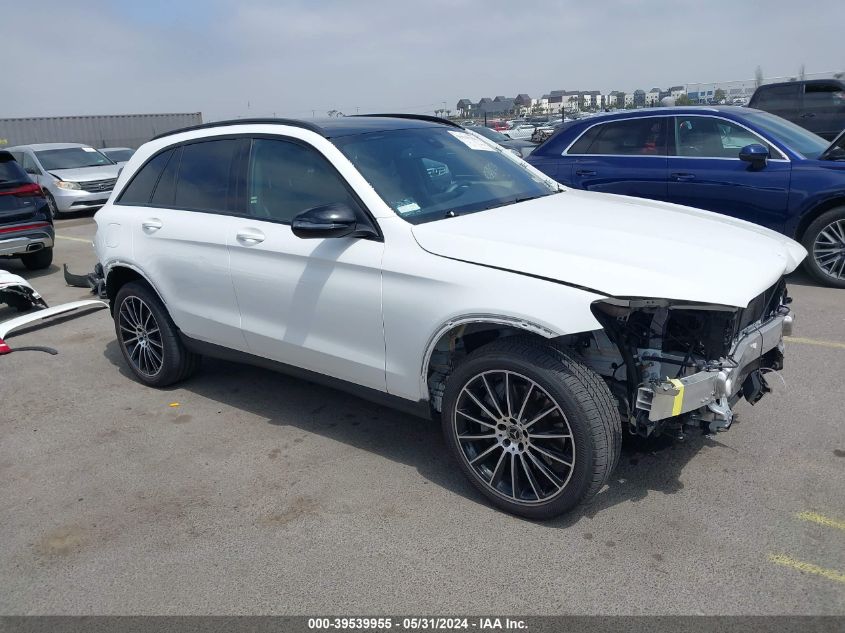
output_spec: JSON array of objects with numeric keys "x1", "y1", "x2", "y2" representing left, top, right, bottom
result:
[
  {"x1": 291, "y1": 203, "x2": 374, "y2": 239},
  {"x1": 25, "y1": 167, "x2": 40, "y2": 175},
  {"x1": 739, "y1": 143, "x2": 769, "y2": 168}
]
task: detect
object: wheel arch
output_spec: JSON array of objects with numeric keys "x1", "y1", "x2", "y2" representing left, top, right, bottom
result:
[
  {"x1": 420, "y1": 315, "x2": 560, "y2": 412},
  {"x1": 104, "y1": 263, "x2": 167, "y2": 312},
  {"x1": 794, "y1": 196, "x2": 845, "y2": 241}
]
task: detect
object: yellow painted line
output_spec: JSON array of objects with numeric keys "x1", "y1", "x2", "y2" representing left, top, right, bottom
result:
[
  {"x1": 768, "y1": 553, "x2": 845, "y2": 584},
  {"x1": 55, "y1": 235, "x2": 92, "y2": 244},
  {"x1": 784, "y1": 336, "x2": 845, "y2": 350},
  {"x1": 797, "y1": 511, "x2": 845, "y2": 532}
]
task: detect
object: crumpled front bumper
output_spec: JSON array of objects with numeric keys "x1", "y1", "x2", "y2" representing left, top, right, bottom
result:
[{"x1": 636, "y1": 309, "x2": 793, "y2": 423}]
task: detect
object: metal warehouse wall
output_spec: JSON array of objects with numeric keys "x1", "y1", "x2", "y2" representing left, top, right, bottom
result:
[{"x1": 0, "y1": 113, "x2": 203, "y2": 149}]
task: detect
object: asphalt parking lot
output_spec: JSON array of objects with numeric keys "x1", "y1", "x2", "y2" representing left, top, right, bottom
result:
[{"x1": 1, "y1": 214, "x2": 843, "y2": 615}]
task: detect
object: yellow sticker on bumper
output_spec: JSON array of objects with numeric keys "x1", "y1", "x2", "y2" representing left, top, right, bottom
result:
[{"x1": 669, "y1": 378, "x2": 685, "y2": 416}]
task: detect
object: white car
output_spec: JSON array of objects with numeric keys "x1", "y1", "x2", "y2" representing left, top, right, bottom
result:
[{"x1": 93, "y1": 115, "x2": 804, "y2": 519}]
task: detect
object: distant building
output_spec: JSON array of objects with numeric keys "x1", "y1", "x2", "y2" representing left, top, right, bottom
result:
[
  {"x1": 633, "y1": 89, "x2": 646, "y2": 107},
  {"x1": 645, "y1": 88, "x2": 662, "y2": 106}
]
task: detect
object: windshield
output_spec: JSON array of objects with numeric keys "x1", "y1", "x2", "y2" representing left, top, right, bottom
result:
[
  {"x1": 334, "y1": 127, "x2": 558, "y2": 224},
  {"x1": 468, "y1": 126, "x2": 508, "y2": 142},
  {"x1": 743, "y1": 111, "x2": 830, "y2": 159},
  {"x1": 102, "y1": 149, "x2": 134, "y2": 162},
  {"x1": 35, "y1": 147, "x2": 115, "y2": 170}
]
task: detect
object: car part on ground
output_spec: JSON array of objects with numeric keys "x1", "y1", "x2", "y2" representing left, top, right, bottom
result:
[
  {"x1": 0, "y1": 270, "x2": 48, "y2": 311},
  {"x1": 0, "y1": 269, "x2": 108, "y2": 356},
  {"x1": 95, "y1": 115, "x2": 805, "y2": 519},
  {"x1": 64, "y1": 263, "x2": 108, "y2": 299}
]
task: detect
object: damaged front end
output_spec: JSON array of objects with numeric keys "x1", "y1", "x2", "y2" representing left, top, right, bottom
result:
[{"x1": 565, "y1": 279, "x2": 792, "y2": 437}]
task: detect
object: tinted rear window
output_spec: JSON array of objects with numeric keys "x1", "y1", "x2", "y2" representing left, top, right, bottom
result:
[
  {"x1": 568, "y1": 118, "x2": 667, "y2": 155},
  {"x1": 118, "y1": 149, "x2": 174, "y2": 205},
  {"x1": 0, "y1": 153, "x2": 28, "y2": 184},
  {"x1": 174, "y1": 139, "x2": 240, "y2": 212}
]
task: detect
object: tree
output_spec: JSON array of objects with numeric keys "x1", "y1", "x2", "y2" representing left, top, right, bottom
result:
[
  {"x1": 326, "y1": 109, "x2": 344, "y2": 118},
  {"x1": 713, "y1": 88, "x2": 726, "y2": 104},
  {"x1": 755, "y1": 65, "x2": 764, "y2": 89},
  {"x1": 675, "y1": 94, "x2": 693, "y2": 106}
]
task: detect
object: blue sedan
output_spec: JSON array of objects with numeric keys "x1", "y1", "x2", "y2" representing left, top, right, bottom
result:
[{"x1": 527, "y1": 107, "x2": 845, "y2": 287}]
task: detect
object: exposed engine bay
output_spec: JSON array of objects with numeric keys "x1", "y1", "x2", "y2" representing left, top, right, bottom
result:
[{"x1": 571, "y1": 278, "x2": 793, "y2": 437}]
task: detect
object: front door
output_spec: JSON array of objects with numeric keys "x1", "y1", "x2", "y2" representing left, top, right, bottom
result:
[
  {"x1": 227, "y1": 137, "x2": 386, "y2": 391},
  {"x1": 666, "y1": 115, "x2": 792, "y2": 231}
]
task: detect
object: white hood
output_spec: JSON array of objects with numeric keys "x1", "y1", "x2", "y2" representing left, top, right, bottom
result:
[{"x1": 411, "y1": 189, "x2": 807, "y2": 308}]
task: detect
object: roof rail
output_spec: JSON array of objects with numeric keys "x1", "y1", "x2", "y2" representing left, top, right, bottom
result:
[
  {"x1": 353, "y1": 113, "x2": 463, "y2": 129},
  {"x1": 151, "y1": 118, "x2": 325, "y2": 141}
]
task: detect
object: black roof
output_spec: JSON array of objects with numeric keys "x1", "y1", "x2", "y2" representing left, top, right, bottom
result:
[{"x1": 152, "y1": 114, "x2": 459, "y2": 141}]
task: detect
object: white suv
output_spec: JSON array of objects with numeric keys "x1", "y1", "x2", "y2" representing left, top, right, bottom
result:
[{"x1": 93, "y1": 115, "x2": 805, "y2": 519}]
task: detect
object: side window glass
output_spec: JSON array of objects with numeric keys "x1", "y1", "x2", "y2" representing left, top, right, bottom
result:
[
  {"x1": 174, "y1": 139, "x2": 240, "y2": 213},
  {"x1": 567, "y1": 125, "x2": 602, "y2": 154},
  {"x1": 247, "y1": 138, "x2": 360, "y2": 223},
  {"x1": 675, "y1": 117, "x2": 776, "y2": 158},
  {"x1": 579, "y1": 118, "x2": 666, "y2": 155},
  {"x1": 755, "y1": 85, "x2": 800, "y2": 111},
  {"x1": 150, "y1": 147, "x2": 181, "y2": 206},
  {"x1": 117, "y1": 149, "x2": 173, "y2": 205},
  {"x1": 22, "y1": 154, "x2": 41, "y2": 175},
  {"x1": 804, "y1": 83, "x2": 844, "y2": 110}
]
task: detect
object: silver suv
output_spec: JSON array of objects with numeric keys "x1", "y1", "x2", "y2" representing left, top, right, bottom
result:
[{"x1": 6, "y1": 143, "x2": 121, "y2": 217}]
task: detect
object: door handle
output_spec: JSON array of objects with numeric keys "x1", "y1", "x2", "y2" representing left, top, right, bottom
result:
[
  {"x1": 141, "y1": 219, "x2": 163, "y2": 233},
  {"x1": 800, "y1": 112, "x2": 816, "y2": 119},
  {"x1": 671, "y1": 173, "x2": 696, "y2": 182},
  {"x1": 236, "y1": 229, "x2": 265, "y2": 245},
  {"x1": 575, "y1": 169, "x2": 596, "y2": 177}
]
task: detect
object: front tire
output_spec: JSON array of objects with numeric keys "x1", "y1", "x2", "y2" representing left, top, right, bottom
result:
[
  {"x1": 20, "y1": 247, "x2": 53, "y2": 270},
  {"x1": 802, "y1": 206, "x2": 845, "y2": 288},
  {"x1": 113, "y1": 281, "x2": 199, "y2": 387},
  {"x1": 45, "y1": 192, "x2": 62, "y2": 219},
  {"x1": 441, "y1": 339, "x2": 621, "y2": 520}
]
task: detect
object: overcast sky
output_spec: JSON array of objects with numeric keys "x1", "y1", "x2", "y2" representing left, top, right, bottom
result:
[{"x1": 4, "y1": 0, "x2": 843, "y2": 121}]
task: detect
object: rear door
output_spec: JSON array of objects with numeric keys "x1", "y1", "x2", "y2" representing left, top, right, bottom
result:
[
  {"x1": 117, "y1": 137, "x2": 250, "y2": 349},
  {"x1": 566, "y1": 116, "x2": 670, "y2": 201},
  {"x1": 800, "y1": 82, "x2": 845, "y2": 140},
  {"x1": 666, "y1": 115, "x2": 791, "y2": 230}
]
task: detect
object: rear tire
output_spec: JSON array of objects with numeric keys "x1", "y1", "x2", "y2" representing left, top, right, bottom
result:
[
  {"x1": 113, "y1": 281, "x2": 200, "y2": 387},
  {"x1": 20, "y1": 247, "x2": 53, "y2": 270},
  {"x1": 441, "y1": 338, "x2": 621, "y2": 520},
  {"x1": 801, "y1": 206, "x2": 845, "y2": 288}
]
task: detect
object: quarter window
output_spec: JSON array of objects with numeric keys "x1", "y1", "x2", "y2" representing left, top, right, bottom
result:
[
  {"x1": 174, "y1": 139, "x2": 242, "y2": 213},
  {"x1": 247, "y1": 138, "x2": 360, "y2": 223},
  {"x1": 150, "y1": 147, "x2": 180, "y2": 206},
  {"x1": 117, "y1": 149, "x2": 173, "y2": 205},
  {"x1": 674, "y1": 116, "x2": 778, "y2": 158},
  {"x1": 567, "y1": 118, "x2": 668, "y2": 155}
]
